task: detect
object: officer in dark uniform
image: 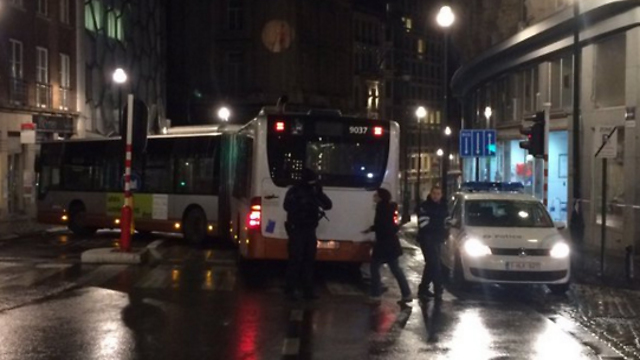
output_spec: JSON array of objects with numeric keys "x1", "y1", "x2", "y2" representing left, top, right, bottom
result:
[
  {"x1": 417, "y1": 185, "x2": 449, "y2": 300},
  {"x1": 283, "y1": 168, "x2": 332, "y2": 300}
]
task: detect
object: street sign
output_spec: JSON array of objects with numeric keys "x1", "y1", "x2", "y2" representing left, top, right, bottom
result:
[
  {"x1": 594, "y1": 126, "x2": 617, "y2": 158},
  {"x1": 460, "y1": 129, "x2": 496, "y2": 157}
]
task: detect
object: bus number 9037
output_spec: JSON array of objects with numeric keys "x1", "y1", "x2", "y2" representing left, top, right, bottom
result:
[{"x1": 349, "y1": 126, "x2": 368, "y2": 135}]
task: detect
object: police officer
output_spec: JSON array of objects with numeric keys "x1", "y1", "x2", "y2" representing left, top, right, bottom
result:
[
  {"x1": 417, "y1": 185, "x2": 448, "y2": 300},
  {"x1": 283, "y1": 168, "x2": 332, "y2": 300}
]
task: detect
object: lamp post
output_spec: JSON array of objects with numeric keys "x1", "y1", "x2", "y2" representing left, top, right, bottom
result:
[
  {"x1": 437, "y1": 5, "x2": 454, "y2": 199},
  {"x1": 416, "y1": 106, "x2": 427, "y2": 206},
  {"x1": 217, "y1": 106, "x2": 231, "y2": 122},
  {"x1": 112, "y1": 68, "x2": 127, "y2": 131}
]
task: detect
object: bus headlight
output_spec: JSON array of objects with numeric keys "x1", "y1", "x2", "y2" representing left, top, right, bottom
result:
[
  {"x1": 550, "y1": 243, "x2": 570, "y2": 258},
  {"x1": 463, "y1": 238, "x2": 491, "y2": 257}
]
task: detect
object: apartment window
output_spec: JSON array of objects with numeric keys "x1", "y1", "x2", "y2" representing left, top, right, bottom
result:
[
  {"x1": 10, "y1": 39, "x2": 23, "y2": 79},
  {"x1": 9, "y1": 0, "x2": 24, "y2": 8},
  {"x1": 225, "y1": 52, "x2": 244, "y2": 94},
  {"x1": 228, "y1": 0, "x2": 243, "y2": 31},
  {"x1": 550, "y1": 59, "x2": 561, "y2": 109},
  {"x1": 60, "y1": 54, "x2": 70, "y2": 88},
  {"x1": 85, "y1": 0, "x2": 103, "y2": 31},
  {"x1": 107, "y1": 9, "x2": 123, "y2": 40},
  {"x1": 37, "y1": 47, "x2": 49, "y2": 83},
  {"x1": 417, "y1": 39, "x2": 424, "y2": 54},
  {"x1": 38, "y1": 0, "x2": 48, "y2": 16},
  {"x1": 561, "y1": 56, "x2": 573, "y2": 109},
  {"x1": 60, "y1": 0, "x2": 70, "y2": 24},
  {"x1": 595, "y1": 34, "x2": 626, "y2": 108}
]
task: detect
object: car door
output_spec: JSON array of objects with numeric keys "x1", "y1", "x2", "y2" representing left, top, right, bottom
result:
[{"x1": 442, "y1": 196, "x2": 462, "y2": 269}]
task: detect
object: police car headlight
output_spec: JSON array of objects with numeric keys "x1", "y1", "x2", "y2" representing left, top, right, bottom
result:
[
  {"x1": 463, "y1": 238, "x2": 492, "y2": 257},
  {"x1": 550, "y1": 243, "x2": 570, "y2": 258}
]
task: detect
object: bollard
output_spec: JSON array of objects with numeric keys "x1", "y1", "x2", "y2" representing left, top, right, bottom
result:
[
  {"x1": 120, "y1": 205, "x2": 132, "y2": 252},
  {"x1": 625, "y1": 245, "x2": 634, "y2": 282}
]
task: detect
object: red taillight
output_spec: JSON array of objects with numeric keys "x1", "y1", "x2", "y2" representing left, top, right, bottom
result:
[
  {"x1": 248, "y1": 197, "x2": 262, "y2": 229},
  {"x1": 275, "y1": 122, "x2": 285, "y2": 132},
  {"x1": 373, "y1": 126, "x2": 383, "y2": 136}
]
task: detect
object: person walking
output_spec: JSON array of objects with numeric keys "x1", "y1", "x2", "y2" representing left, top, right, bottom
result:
[
  {"x1": 363, "y1": 188, "x2": 412, "y2": 306},
  {"x1": 417, "y1": 185, "x2": 449, "y2": 300},
  {"x1": 283, "y1": 168, "x2": 332, "y2": 301}
]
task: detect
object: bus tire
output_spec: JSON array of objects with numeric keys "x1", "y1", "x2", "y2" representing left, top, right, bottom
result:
[
  {"x1": 183, "y1": 207, "x2": 208, "y2": 245},
  {"x1": 68, "y1": 202, "x2": 97, "y2": 237}
]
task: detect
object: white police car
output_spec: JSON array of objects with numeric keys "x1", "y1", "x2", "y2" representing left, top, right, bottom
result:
[{"x1": 441, "y1": 182, "x2": 571, "y2": 294}]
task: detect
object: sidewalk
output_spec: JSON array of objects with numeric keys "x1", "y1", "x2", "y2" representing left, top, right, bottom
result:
[{"x1": 0, "y1": 216, "x2": 64, "y2": 240}]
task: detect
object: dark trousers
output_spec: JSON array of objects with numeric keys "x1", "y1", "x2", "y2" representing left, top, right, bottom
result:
[
  {"x1": 285, "y1": 224, "x2": 317, "y2": 295},
  {"x1": 419, "y1": 241, "x2": 443, "y2": 296},
  {"x1": 370, "y1": 257, "x2": 412, "y2": 298}
]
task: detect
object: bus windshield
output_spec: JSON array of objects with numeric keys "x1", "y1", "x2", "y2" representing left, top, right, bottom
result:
[{"x1": 267, "y1": 116, "x2": 390, "y2": 188}]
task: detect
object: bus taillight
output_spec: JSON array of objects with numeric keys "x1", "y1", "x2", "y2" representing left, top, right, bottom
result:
[
  {"x1": 373, "y1": 126, "x2": 383, "y2": 136},
  {"x1": 275, "y1": 122, "x2": 285, "y2": 132},
  {"x1": 248, "y1": 197, "x2": 262, "y2": 229}
]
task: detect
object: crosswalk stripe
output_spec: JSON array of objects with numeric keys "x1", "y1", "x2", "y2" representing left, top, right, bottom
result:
[
  {"x1": 135, "y1": 266, "x2": 172, "y2": 289},
  {"x1": 75, "y1": 265, "x2": 129, "y2": 287},
  {"x1": 326, "y1": 282, "x2": 365, "y2": 296}
]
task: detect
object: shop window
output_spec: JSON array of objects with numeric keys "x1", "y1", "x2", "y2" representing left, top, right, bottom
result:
[{"x1": 595, "y1": 34, "x2": 626, "y2": 108}]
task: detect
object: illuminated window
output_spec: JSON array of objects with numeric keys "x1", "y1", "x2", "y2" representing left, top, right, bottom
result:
[
  {"x1": 85, "y1": 0, "x2": 103, "y2": 32},
  {"x1": 417, "y1": 39, "x2": 424, "y2": 54}
]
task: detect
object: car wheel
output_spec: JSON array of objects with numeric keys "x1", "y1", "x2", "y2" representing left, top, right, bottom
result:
[
  {"x1": 547, "y1": 282, "x2": 570, "y2": 295},
  {"x1": 68, "y1": 203, "x2": 97, "y2": 237},
  {"x1": 183, "y1": 207, "x2": 208, "y2": 245}
]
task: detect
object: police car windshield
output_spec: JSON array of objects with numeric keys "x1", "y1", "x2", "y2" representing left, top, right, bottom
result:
[{"x1": 464, "y1": 200, "x2": 554, "y2": 228}]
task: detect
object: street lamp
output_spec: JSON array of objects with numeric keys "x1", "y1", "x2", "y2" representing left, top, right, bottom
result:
[
  {"x1": 112, "y1": 68, "x2": 127, "y2": 132},
  {"x1": 444, "y1": 126, "x2": 452, "y2": 136},
  {"x1": 217, "y1": 106, "x2": 231, "y2": 122},
  {"x1": 484, "y1": 106, "x2": 492, "y2": 127},
  {"x1": 436, "y1": 149, "x2": 444, "y2": 157},
  {"x1": 416, "y1": 106, "x2": 426, "y2": 206},
  {"x1": 437, "y1": 5, "x2": 455, "y2": 200}
]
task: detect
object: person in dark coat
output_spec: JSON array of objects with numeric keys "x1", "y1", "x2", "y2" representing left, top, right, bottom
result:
[
  {"x1": 283, "y1": 168, "x2": 333, "y2": 301},
  {"x1": 363, "y1": 188, "x2": 412, "y2": 305},
  {"x1": 417, "y1": 185, "x2": 449, "y2": 300}
]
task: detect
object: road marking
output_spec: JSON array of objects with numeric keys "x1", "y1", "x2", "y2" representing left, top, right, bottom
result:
[
  {"x1": 281, "y1": 338, "x2": 300, "y2": 356},
  {"x1": 76, "y1": 265, "x2": 129, "y2": 287},
  {"x1": 135, "y1": 266, "x2": 171, "y2": 289}
]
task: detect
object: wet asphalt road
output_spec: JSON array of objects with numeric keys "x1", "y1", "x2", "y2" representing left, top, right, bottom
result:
[{"x1": 0, "y1": 232, "x2": 624, "y2": 360}]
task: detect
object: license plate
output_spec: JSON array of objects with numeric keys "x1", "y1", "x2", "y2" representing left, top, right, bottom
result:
[
  {"x1": 317, "y1": 241, "x2": 340, "y2": 249},
  {"x1": 506, "y1": 262, "x2": 541, "y2": 270}
]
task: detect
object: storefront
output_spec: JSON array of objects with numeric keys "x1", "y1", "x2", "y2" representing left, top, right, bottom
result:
[{"x1": 463, "y1": 131, "x2": 569, "y2": 221}]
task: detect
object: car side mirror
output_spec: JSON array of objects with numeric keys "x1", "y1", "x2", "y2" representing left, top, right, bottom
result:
[
  {"x1": 445, "y1": 218, "x2": 459, "y2": 229},
  {"x1": 554, "y1": 221, "x2": 566, "y2": 230}
]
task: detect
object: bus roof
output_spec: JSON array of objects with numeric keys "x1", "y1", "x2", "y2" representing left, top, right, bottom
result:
[{"x1": 39, "y1": 130, "x2": 234, "y2": 144}]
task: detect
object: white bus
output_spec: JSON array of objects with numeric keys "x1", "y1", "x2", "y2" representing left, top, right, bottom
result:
[
  {"x1": 36, "y1": 125, "x2": 239, "y2": 244},
  {"x1": 228, "y1": 109, "x2": 400, "y2": 262}
]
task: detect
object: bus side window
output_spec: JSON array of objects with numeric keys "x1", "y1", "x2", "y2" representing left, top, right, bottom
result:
[
  {"x1": 233, "y1": 136, "x2": 252, "y2": 199},
  {"x1": 143, "y1": 138, "x2": 173, "y2": 193}
]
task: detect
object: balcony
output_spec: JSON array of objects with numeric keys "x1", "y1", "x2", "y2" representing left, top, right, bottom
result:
[
  {"x1": 9, "y1": 78, "x2": 28, "y2": 105},
  {"x1": 36, "y1": 82, "x2": 52, "y2": 109},
  {"x1": 59, "y1": 87, "x2": 72, "y2": 111}
]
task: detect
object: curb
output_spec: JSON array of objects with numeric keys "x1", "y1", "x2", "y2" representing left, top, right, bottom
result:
[{"x1": 81, "y1": 247, "x2": 149, "y2": 264}]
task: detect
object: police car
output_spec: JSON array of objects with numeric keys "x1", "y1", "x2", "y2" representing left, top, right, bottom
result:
[{"x1": 441, "y1": 182, "x2": 571, "y2": 294}]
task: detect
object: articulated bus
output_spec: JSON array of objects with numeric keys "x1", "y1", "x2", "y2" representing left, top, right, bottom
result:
[
  {"x1": 228, "y1": 109, "x2": 400, "y2": 262},
  {"x1": 36, "y1": 125, "x2": 239, "y2": 244}
]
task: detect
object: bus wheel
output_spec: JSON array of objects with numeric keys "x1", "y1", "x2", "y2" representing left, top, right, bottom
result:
[
  {"x1": 68, "y1": 203, "x2": 97, "y2": 237},
  {"x1": 183, "y1": 207, "x2": 208, "y2": 245}
]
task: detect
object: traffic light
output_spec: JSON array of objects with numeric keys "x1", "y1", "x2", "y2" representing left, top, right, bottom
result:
[{"x1": 519, "y1": 110, "x2": 545, "y2": 157}]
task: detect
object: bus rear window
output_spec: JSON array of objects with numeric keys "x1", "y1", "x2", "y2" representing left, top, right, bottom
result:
[{"x1": 267, "y1": 117, "x2": 390, "y2": 188}]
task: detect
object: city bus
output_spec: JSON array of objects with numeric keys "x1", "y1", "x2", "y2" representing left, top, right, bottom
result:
[
  {"x1": 228, "y1": 109, "x2": 400, "y2": 262},
  {"x1": 36, "y1": 125, "x2": 239, "y2": 244}
]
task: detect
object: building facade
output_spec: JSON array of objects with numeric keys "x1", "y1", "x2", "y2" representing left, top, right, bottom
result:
[
  {"x1": 451, "y1": 0, "x2": 640, "y2": 253},
  {"x1": 78, "y1": 0, "x2": 166, "y2": 137},
  {"x1": 0, "y1": 0, "x2": 78, "y2": 218}
]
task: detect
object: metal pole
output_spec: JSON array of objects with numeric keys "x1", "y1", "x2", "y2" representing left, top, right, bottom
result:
[
  {"x1": 416, "y1": 117, "x2": 422, "y2": 205},
  {"x1": 600, "y1": 158, "x2": 606, "y2": 277},
  {"x1": 572, "y1": 1, "x2": 582, "y2": 202},
  {"x1": 442, "y1": 31, "x2": 449, "y2": 199},
  {"x1": 475, "y1": 157, "x2": 479, "y2": 181},
  {"x1": 543, "y1": 103, "x2": 551, "y2": 207},
  {"x1": 119, "y1": 94, "x2": 135, "y2": 252},
  {"x1": 402, "y1": 128, "x2": 411, "y2": 222}
]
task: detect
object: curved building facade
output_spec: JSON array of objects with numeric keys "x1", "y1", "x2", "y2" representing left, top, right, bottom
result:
[{"x1": 451, "y1": 0, "x2": 640, "y2": 253}]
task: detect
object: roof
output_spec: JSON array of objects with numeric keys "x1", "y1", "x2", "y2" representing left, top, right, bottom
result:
[{"x1": 459, "y1": 192, "x2": 541, "y2": 202}]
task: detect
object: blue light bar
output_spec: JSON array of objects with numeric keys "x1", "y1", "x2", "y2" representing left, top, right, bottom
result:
[{"x1": 461, "y1": 182, "x2": 525, "y2": 193}]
